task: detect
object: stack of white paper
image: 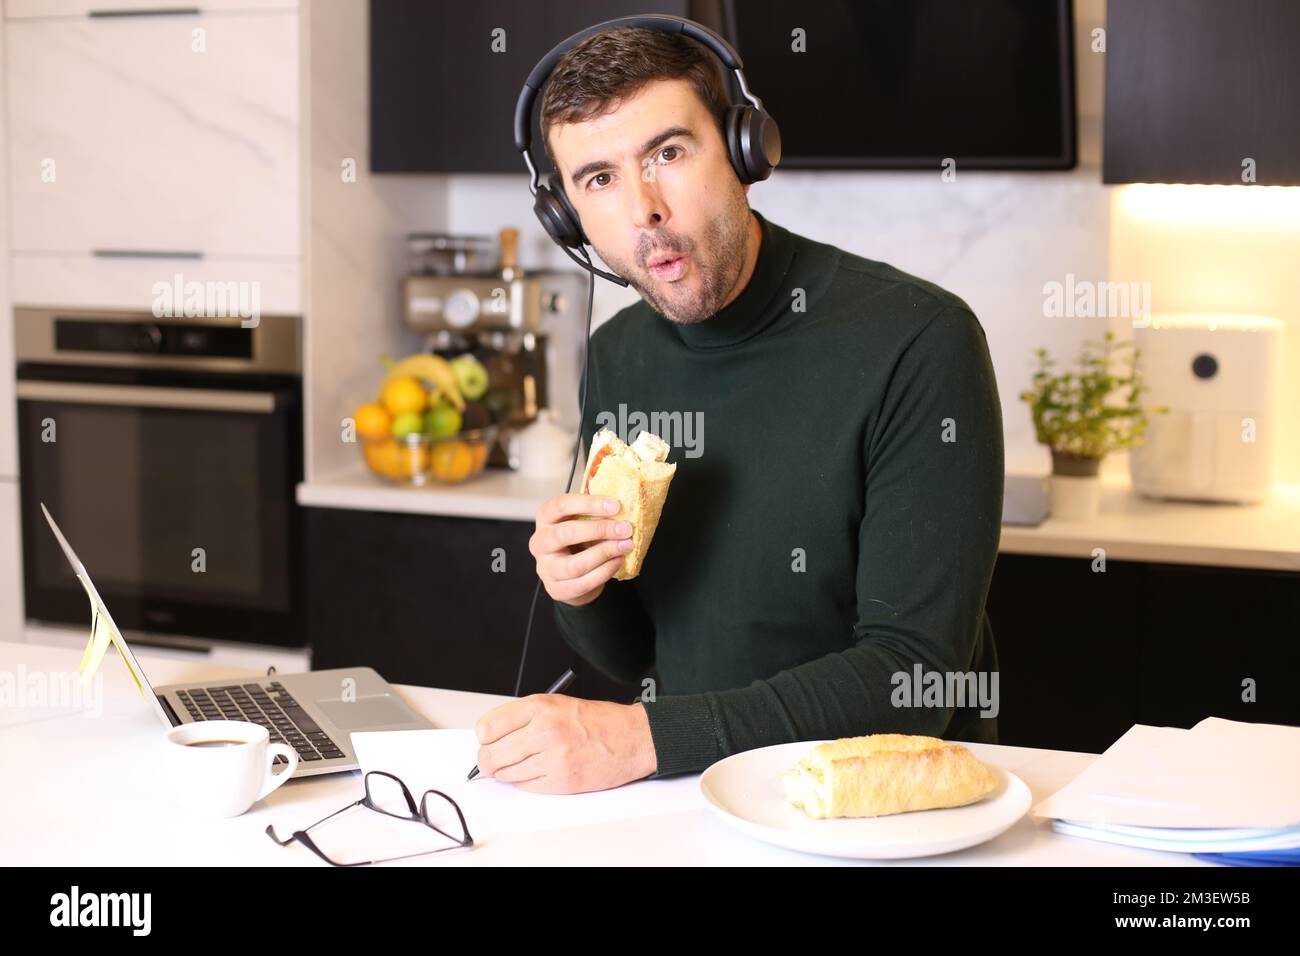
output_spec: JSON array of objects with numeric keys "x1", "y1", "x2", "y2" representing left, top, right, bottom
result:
[{"x1": 1032, "y1": 717, "x2": 1300, "y2": 854}]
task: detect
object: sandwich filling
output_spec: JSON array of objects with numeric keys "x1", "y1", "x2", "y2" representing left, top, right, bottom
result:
[{"x1": 582, "y1": 428, "x2": 672, "y2": 492}]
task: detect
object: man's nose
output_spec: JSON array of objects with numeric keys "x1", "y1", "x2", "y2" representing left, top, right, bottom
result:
[{"x1": 628, "y1": 162, "x2": 670, "y2": 232}]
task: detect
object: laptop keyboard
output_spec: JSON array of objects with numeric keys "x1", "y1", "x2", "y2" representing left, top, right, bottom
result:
[{"x1": 176, "y1": 682, "x2": 346, "y2": 764}]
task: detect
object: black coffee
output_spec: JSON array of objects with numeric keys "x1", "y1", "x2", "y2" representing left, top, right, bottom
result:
[{"x1": 185, "y1": 739, "x2": 247, "y2": 748}]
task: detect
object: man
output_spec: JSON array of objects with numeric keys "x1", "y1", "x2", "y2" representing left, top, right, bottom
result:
[{"x1": 473, "y1": 27, "x2": 1003, "y2": 794}]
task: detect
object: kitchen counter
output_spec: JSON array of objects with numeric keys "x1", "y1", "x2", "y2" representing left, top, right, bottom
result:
[
  {"x1": 297, "y1": 465, "x2": 571, "y2": 522},
  {"x1": 298, "y1": 469, "x2": 1300, "y2": 572},
  {"x1": 1000, "y1": 475, "x2": 1300, "y2": 572},
  {"x1": 0, "y1": 640, "x2": 1213, "y2": 866}
]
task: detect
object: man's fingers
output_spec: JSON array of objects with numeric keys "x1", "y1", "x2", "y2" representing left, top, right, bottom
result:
[
  {"x1": 530, "y1": 517, "x2": 631, "y2": 561},
  {"x1": 544, "y1": 553, "x2": 626, "y2": 603},
  {"x1": 473, "y1": 698, "x2": 537, "y2": 746},
  {"x1": 477, "y1": 733, "x2": 546, "y2": 779},
  {"x1": 553, "y1": 517, "x2": 632, "y2": 551},
  {"x1": 489, "y1": 750, "x2": 549, "y2": 784},
  {"x1": 539, "y1": 493, "x2": 620, "y2": 525},
  {"x1": 530, "y1": 494, "x2": 631, "y2": 604},
  {"x1": 556, "y1": 533, "x2": 632, "y2": 577}
]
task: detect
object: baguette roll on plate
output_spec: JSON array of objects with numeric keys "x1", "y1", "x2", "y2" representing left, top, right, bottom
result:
[
  {"x1": 781, "y1": 734, "x2": 999, "y2": 819},
  {"x1": 581, "y1": 428, "x2": 676, "y2": 581}
]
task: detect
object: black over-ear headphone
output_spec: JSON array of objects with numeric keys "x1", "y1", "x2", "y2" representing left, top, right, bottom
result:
[{"x1": 513, "y1": 14, "x2": 782, "y2": 286}]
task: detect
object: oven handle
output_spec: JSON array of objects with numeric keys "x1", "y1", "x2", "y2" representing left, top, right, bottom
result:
[{"x1": 16, "y1": 380, "x2": 278, "y2": 414}]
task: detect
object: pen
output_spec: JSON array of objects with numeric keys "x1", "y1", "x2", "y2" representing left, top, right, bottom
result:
[{"x1": 467, "y1": 668, "x2": 577, "y2": 780}]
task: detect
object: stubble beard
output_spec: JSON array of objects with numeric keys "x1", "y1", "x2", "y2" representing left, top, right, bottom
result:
[{"x1": 602, "y1": 188, "x2": 752, "y2": 327}]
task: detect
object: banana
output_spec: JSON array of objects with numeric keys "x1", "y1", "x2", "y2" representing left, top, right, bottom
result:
[{"x1": 380, "y1": 354, "x2": 465, "y2": 410}]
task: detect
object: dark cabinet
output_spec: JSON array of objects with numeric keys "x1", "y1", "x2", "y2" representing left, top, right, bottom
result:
[
  {"x1": 984, "y1": 554, "x2": 1140, "y2": 754},
  {"x1": 987, "y1": 554, "x2": 1300, "y2": 753},
  {"x1": 305, "y1": 506, "x2": 651, "y2": 701},
  {"x1": 1104, "y1": 0, "x2": 1300, "y2": 185},
  {"x1": 1136, "y1": 564, "x2": 1300, "y2": 729},
  {"x1": 369, "y1": 0, "x2": 688, "y2": 173}
]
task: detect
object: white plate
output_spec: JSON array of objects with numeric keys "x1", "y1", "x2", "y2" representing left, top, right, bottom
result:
[{"x1": 699, "y1": 740, "x2": 1032, "y2": 859}]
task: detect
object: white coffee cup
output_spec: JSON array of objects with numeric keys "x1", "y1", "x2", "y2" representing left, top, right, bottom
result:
[{"x1": 163, "y1": 719, "x2": 300, "y2": 818}]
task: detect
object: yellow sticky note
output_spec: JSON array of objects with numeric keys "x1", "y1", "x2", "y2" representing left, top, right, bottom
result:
[
  {"x1": 75, "y1": 577, "x2": 148, "y2": 698},
  {"x1": 79, "y1": 610, "x2": 113, "y2": 685}
]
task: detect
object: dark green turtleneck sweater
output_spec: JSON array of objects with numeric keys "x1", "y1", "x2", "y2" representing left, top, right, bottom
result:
[{"x1": 553, "y1": 210, "x2": 1004, "y2": 778}]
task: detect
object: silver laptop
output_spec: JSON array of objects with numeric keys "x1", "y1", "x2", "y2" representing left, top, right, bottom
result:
[{"x1": 40, "y1": 502, "x2": 434, "y2": 777}]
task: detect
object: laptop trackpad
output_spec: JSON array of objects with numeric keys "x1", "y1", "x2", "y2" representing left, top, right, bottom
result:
[{"x1": 315, "y1": 696, "x2": 413, "y2": 729}]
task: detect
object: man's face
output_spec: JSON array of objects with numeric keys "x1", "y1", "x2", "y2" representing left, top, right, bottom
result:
[{"x1": 549, "y1": 78, "x2": 753, "y2": 325}]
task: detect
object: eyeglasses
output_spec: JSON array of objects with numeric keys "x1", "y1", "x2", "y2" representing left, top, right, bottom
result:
[{"x1": 266, "y1": 770, "x2": 474, "y2": 866}]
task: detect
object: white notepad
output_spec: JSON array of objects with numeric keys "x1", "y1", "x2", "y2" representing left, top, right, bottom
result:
[
  {"x1": 350, "y1": 728, "x2": 704, "y2": 845},
  {"x1": 1032, "y1": 717, "x2": 1300, "y2": 830}
]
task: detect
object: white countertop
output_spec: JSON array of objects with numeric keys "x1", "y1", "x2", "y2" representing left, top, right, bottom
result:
[
  {"x1": 0, "y1": 640, "x2": 1212, "y2": 866},
  {"x1": 297, "y1": 466, "x2": 568, "y2": 522},
  {"x1": 298, "y1": 468, "x2": 1300, "y2": 573},
  {"x1": 1000, "y1": 475, "x2": 1300, "y2": 572}
]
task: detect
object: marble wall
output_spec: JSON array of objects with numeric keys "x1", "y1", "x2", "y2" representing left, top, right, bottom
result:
[{"x1": 304, "y1": 0, "x2": 450, "y2": 480}]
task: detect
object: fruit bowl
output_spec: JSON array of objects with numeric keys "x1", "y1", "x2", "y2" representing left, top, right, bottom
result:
[{"x1": 360, "y1": 426, "x2": 498, "y2": 486}]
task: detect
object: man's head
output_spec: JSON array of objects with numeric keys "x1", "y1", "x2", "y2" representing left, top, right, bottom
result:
[{"x1": 540, "y1": 27, "x2": 758, "y2": 325}]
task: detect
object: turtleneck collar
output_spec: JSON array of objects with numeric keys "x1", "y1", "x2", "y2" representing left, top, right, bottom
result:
[{"x1": 666, "y1": 209, "x2": 798, "y2": 350}]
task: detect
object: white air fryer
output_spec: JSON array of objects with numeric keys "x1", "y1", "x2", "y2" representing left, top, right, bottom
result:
[{"x1": 1129, "y1": 313, "x2": 1284, "y2": 504}]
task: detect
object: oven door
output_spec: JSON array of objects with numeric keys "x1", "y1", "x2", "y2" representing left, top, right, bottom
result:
[{"x1": 16, "y1": 367, "x2": 303, "y2": 647}]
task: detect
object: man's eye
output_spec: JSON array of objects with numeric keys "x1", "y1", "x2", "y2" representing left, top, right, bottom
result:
[
  {"x1": 658, "y1": 145, "x2": 681, "y2": 163},
  {"x1": 587, "y1": 172, "x2": 611, "y2": 190}
]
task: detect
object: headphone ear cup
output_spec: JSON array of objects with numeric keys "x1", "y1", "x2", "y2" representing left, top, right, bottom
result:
[
  {"x1": 535, "y1": 172, "x2": 587, "y2": 248},
  {"x1": 724, "y1": 105, "x2": 750, "y2": 183},
  {"x1": 726, "y1": 105, "x2": 782, "y2": 184}
]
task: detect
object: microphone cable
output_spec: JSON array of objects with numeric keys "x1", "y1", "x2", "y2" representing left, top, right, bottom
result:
[{"x1": 512, "y1": 245, "x2": 599, "y2": 697}]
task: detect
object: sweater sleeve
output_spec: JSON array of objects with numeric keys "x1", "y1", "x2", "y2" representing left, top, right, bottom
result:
[
  {"x1": 553, "y1": 580, "x2": 657, "y2": 686},
  {"x1": 640, "y1": 306, "x2": 1005, "y2": 777}
]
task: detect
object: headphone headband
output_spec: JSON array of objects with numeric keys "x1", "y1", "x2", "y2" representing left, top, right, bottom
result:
[
  {"x1": 515, "y1": 12, "x2": 780, "y2": 269},
  {"x1": 514, "y1": 14, "x2": 762, "y2": 189}
]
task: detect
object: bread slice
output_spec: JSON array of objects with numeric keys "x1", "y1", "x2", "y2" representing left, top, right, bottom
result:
[
  {"x1": 581, "y1": 428, "x2": 676, "y2": 580},
  {"x1": 781, "y1": 734, "x2": 999, "y2": 818}
]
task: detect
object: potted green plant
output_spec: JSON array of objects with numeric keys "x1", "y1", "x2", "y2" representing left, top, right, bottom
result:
[{"x1": 1019, "y1": 330, "x2": 1169, "y2": 519}]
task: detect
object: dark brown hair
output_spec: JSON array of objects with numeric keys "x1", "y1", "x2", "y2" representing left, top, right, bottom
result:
[{"x1": 539, "y1": 26, "x2": 731, "y2": 172}]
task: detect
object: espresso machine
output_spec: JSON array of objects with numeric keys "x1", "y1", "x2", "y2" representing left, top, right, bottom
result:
[{"x1": 402, "y1": 229, "x2": 586, "y2": 469}]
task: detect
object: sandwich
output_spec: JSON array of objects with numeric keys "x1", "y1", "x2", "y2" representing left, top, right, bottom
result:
[
  {"x1": 781, "y1": 733, "x2": 999, "y2": 818},
  {"x1": 581, "y1": 428, "x2": 676, "y2": 580}
]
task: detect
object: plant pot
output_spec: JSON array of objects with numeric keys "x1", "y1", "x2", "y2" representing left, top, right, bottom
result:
[{"x1": 1049, "y1": 451, "x2": 1103, "y2": 520}]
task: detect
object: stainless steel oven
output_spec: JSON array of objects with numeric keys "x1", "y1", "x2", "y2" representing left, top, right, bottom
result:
[{"x1": 15, "y1": 307, "x2": 303, "y2": 649}]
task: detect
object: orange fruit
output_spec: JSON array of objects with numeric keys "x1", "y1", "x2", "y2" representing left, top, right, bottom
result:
[
  {"x1": 363, "y1": 433, "x2": 433, "y2": 482},
  {"x1": 363, "y1": 438, "x2": 404, "y2": 479},
  {"x1": 354, "y1": 402, "x2": 391, "y2": 440},
  {"x1": 431, "y1": 439, "x2": 478, "y2": 482},
  {"x1": 380, "y1": 376, "x2": 428, "y2": 417}
]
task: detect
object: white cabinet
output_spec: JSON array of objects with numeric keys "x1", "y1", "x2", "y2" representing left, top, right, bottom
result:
[
  {"x1": 7, "y1": 11, "x2": 298, "y2": 259},
  {"x1": 4, "y1": 1, "x2": 298, "y2": 24},
  {"x1": 9, "y1": 252, "x2": 302, "y2": 314}
]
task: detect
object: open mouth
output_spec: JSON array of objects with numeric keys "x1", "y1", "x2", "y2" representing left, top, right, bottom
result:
[{"x1": 648, "y1": 254, "x2": 688, "y2": 282}]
